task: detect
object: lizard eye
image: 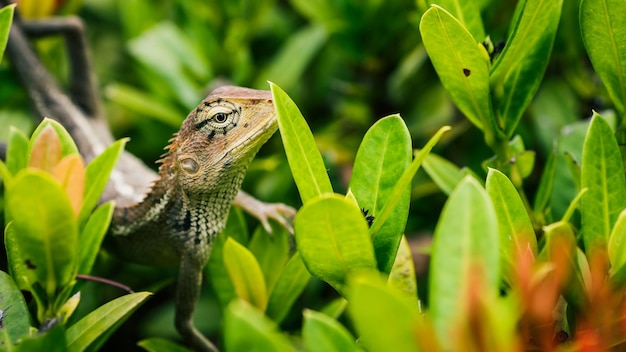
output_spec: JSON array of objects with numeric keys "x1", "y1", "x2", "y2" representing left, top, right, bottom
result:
[{"x1": 194, "y1": 101, "x2": 241, "y2": 139}]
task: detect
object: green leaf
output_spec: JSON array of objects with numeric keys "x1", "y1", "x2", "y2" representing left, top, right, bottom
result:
[
  {"x1": 303, "y1": 309, "x2": 360, "y2": 352},
  {"x1": 0, "y1": 3, "x2": 15, "y2": 62},
  {"x1": 270, "y1": 82, "x2": 333, "y2": 203},
  {"x1": 489, "y1": 0, "x2": 564, "y2": 136},
  {"x1": 5, "y1": 171, "x2": 78, "y2": 306},
  {"x1": 420, "y1": 6, "x2": 492, "y2": 135},
  {"x1": 348, "y1": 115, "x2": 411, "y2": 273},
  {"x1": 370, "y1": 126, "x2": 451, "y2": 236},
  {"x1": 533, "y1": 144, "x2": 557, "y2": 218},
  {"x1": 66, "y1": 292, "x2": 151, "y2": 352},
  {"x1": 580, "y1": 0, "x2": 626, "y2": 118},
  {"x1": 425, "y1": 0, "x2": 485, "y2": 40},
  {"x1": 266, "y1": 253, "x2": 311, "y2": 323},
  {"x1": 77, "y1": 201, "x2": 114, "y2": 274},
  {"x1": 347, "y1": 272, "x2": 429, "y2": 352},
  {"x1": 0, "y1": 271, "x2": 31, "y2": 346},
  {"x1": 104, "y1": 84, "x2": 182, "y2": 127},
  {"x1": 79, "y1": 138, "x2": 127, "y2": 227},
  {"x1": 429, "y1": 176, "x2": 499, "y2": 346},
  {"x1": 295, "y1": 194, "x2": 376, "y2": 290},
  {"x1": 609, "y1": 209, "x2": 626, "y2": 277},
  {"x1": 248, "y1": 223, "x2": 291, "y2": 293},
  {"x1": 580, "y1": 113, "x2": 626, "y2": 251},
  {"x1": 224, "y1": 299, "x2": 295, "y2": 352},
  {"x1": 387, "y1": 236, "x2": 418, "y2": 299},
  {"x1": 13, "y1": 324, "x2": 67, "y2": 352},
  {"x1": 5, "y1": 127, "x2": 29, "y2": 175},
  {"x1": 422, "y1": 153, "x2": 464, "y2": 195},
  {"x1": 256, "y1": 25, "x2": 327, "y2": 91},
  {"x1": 486, "y1": 168, "x2": 537, "y2": 280},
  {"x1": 138, "y1": 338, "x2": 192, "y2": 352},
  {"x1": 223, "y1": 238, "x2": 268, "y2": 311}
]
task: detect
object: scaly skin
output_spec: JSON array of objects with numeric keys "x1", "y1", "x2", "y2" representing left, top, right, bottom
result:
[{"x1": 1, "y1": 4, "x2": 293, "y2": 351}]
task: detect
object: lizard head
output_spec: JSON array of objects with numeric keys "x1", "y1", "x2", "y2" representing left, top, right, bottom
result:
[{"x1": 161, "y1": 86, "x2": 277, "y2": 195}]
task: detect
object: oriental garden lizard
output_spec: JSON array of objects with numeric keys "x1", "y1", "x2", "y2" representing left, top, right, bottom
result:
[{"x1": 1, "y1": 4, "x2": 294, "y2": 351}]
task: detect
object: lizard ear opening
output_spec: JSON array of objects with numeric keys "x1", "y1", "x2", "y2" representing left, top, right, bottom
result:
[{"x1": 179, "y1": 157, "x2": 200, "y2": 175}]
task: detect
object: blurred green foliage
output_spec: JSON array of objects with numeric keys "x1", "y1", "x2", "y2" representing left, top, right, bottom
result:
[{"x1": 2, "y1": 0, "x2": 626, "y2": 350}]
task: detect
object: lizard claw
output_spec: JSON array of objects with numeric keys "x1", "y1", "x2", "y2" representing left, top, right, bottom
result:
[{"x1": 233, "y1": 191, "x2": 296, "y2": 234}]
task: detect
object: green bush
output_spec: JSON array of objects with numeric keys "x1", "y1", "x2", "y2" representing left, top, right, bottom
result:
[{"x1": 2, "y1": 0, "x2": 626, "y2": 351}]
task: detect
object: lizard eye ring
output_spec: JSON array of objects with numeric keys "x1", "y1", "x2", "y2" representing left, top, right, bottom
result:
[{"x1": 194, "y1": 101, "x2": 241, "y2": 138}]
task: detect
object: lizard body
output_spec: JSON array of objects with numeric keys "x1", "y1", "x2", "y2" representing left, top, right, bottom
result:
[{"x1": 1, "y1": 4, "x2": 291, "y2": 351}]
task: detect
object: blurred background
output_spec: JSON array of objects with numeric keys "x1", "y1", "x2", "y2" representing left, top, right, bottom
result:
[{"x1": 0, "y1": 0, "x2": 604, "y2": 349}]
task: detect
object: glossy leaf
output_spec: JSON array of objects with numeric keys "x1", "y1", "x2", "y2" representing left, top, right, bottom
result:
[
  {"x1": 79, "y1": 138, "x2": 127, "y2": 227},
  {"x1": 387, "y1": 236, "x2": 418, "y2": 298},
  {"x1": 66, "y1": 292, "x2": 151, "y2": 352},
  {"x1": 224, "y1": 299, "x2": 295, "y2": 352},
  {"x1": 0, "y1": 271, "x2": 31, "y2": 346},
  {"x1": 425, "y1": 0, "x2": 485, "y2": 40},
  {"x1": 370, "y1": 126, "x2": 450, "y2": 236},
  {"x1": 266, "y1": 253, "x2": 311, "y2": 323},
  {"x1": 13, "y1": 325, "x2": 66, "y2": 352},
  {"x1": 348, "y1": 115, "x2": 411, "y2": 273},
  {"x1": 271, "y1": 82, "x2": 333, "y2": 203},
  {"x1": 489, "y1": 0, "x2": 564, "y2": 136},
  {"x1": 5, "y1": 171, "x2": 78, "y2": 304},
  {"x1": 580, "y1": 113, "x2": 626, "y2": 251},
  {"x1": 420, "y1": 6, "x2": 491, "y2": 133},
  {"x1": 429, "y1": 176, "x2": 499, "y2": 346},
  {"x1": 422, "y1": 153, "x2": 464, "y2": 195},
  {"x1": 303, "y1": 309, "x2": 359, "y2": 352},
  {"x1": 77, "y1": 201, "x2": 114, "y2": 274},
  {"x1": 609, "y1": 209, "x2": 626, "y2": 277},
  {"x1": 486, "y1": 168, "x2": 537, "y2": 279},
  {"x1": 295, "y1": 194, "x2": 376, "y2": 290},
  {"x1": 348, "y1": 272, "x2": 433, "y2": 352},
  {"x1": 580, "y1": 0, "x2": 626, "y2": 118},
  {"x1": 223, "y1": 237, "x2": 268, "y2": 311},
  {"x1": 5, "y1": 126, "x2": 29, "y2": 175},
  {"x1": 0, "y1": 3, "x2": 14, "y2": 62}
]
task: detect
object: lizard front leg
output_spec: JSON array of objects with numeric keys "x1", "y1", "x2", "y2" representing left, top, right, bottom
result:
[{"x1": 175, "y1": 255, "x2": 218, "y2": 352}]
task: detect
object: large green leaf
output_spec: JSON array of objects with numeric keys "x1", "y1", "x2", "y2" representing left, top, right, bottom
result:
[
  {"x1": 489, "y1": 0, "x2": 564, "y2": 136},
  {"x1": 0, "y1": 271, "x2": 31, "y2": 346},
  {"x1": 79, "y1": 138, "x2": 127, "y2": 227},
  {"x1": 224, "y1": 299, "x2": 295, "y2": 352},
  {"x1": 270, "y1": 82, "x2": 333, "y2": 203},
  {"x1": 347, "y1": 272, "x2": 428, "y2": 352},
  {"x1": 387, "y1": 236, "x2": 418, "y2": 298},
  {"x1": 13, "y1": 325, "x2": 66, "y2": 352},
  {"x1": 422, "y1": 153, "x2": 464, "y2": 196},
  {"x1": 348, "y1": 115, "x2": 411, "y2": 273},
  {"x1": 265, "y1": 253, "x2": 311, "y2": 323},
  {"x1": 486, "y1": 168, "x2": 537, "y2": 280},
  {"x1": 5, "y1": 127, "x2": 29, "y2": 175},
  {"x1": 580, "y1": 113, "x2": 626, "y2": 251},
  {"x1": 425, "y1": 0, "x2": 485, "y2": 40},
  {"x1": 137, "y1": 338, "x2": 191, "y2": 352},
  {"x1": 429, "y1": 176, "x2": 499, "y2": 346},
  {"x1": 5, "y1": 171, "x2": 78, "y2": 306},
  {"x1": 303, "y1": 309, "x2": 360, "y2": 352},
  {"x1": 66, "y1": 292, "x2": 151, "y2": 352},
  {"x1": 609, "y1": 209, "x2": 626, "y2": 277},
  {"x1": 580, "y1": 0, "x2": 626, "y2": 119},
  {"x1": 77, "y1": 201, "x2": 114, "y2": 274},
  {"x1": 0, "y1": 3, "x2": 14, "y2": 63},
  {"x1": 295, "y1": 194, "x2": 375, "y2": 290},
  {"x1": 248, "y1": 223, "x2": 291, "y2": 293},
  {"x1": 420, "y1": 6, "x2": 492, "y2": 135},
  {"x1": 223, "y1": 238, "x2": 268, "y2": 311}
]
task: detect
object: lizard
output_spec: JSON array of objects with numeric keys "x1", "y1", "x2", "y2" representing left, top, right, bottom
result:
[{"x1": 0, "y1": 3, "x2": 294, "y2": 351}]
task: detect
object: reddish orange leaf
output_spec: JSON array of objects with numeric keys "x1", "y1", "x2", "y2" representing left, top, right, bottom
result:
[
  {"x1": 52, "y1": 154, "x2": 85, "y2": 216},
  {"x1": 29, "y1": 125, "x2": 62, "y2": 172}
]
